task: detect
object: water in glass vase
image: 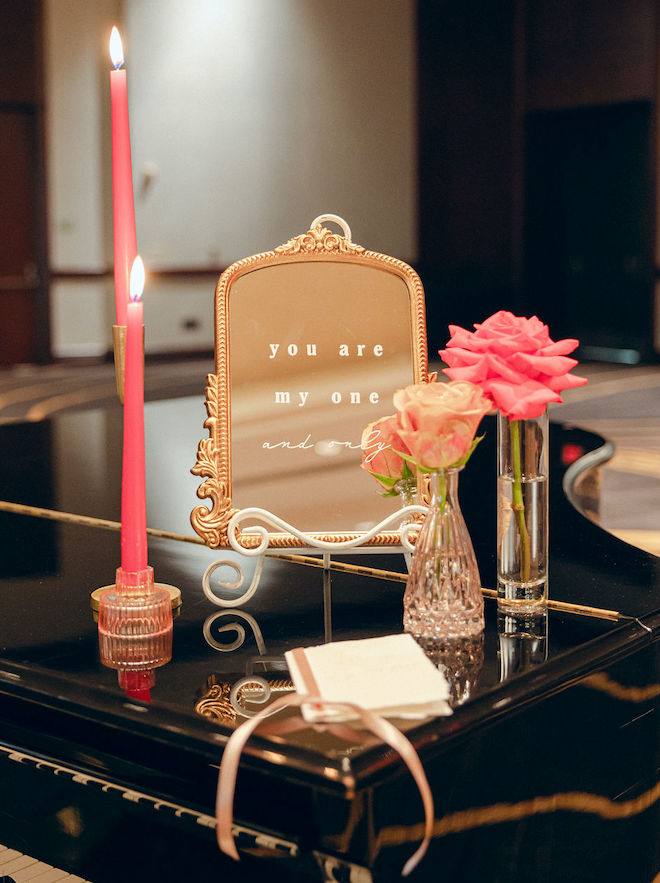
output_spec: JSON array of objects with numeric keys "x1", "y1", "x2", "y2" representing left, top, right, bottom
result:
[{"x1": 497, "y1": 474, "x2": 548, "y2": 608}]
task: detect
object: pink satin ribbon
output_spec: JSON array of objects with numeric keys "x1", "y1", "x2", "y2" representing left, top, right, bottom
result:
[{"x1": 216, "y1": 693, "x2": 434, "y2": 876}]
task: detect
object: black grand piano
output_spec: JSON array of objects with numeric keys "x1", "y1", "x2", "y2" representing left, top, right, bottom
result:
[{"x1": 0, "y1": 397, "x2": 658, "y2": 883}]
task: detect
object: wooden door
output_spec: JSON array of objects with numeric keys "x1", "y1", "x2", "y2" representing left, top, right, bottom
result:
[
  {"x1": 0, "y1": 0, "x2": 49, "y2": 365},
  {"x1": 0, "y1": 110, "x2": 43, "y2": 363}
]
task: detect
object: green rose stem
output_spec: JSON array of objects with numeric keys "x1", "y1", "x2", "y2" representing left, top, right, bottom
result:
[
  {"x1": 509, "y1": 419, "x2": 531, "y2": 583},
  {"x1": 437, "y1": 470, "x2": 447, "y2": 516},
  {"x1": 433, "y1": 470, "x2": 447, "y2": 586}
]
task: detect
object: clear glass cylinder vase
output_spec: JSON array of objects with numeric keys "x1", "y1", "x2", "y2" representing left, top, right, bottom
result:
[
  {"x1": 497, "y1": 410, "x2": 549, "y2": 609},
  {"x1": 403, "y1": 469, "x2": 484, "y2": 640}
]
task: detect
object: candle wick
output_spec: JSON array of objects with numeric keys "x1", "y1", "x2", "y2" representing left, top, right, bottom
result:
[
  {"x1": 129, "y1": 255, "x2": 145, "y2": 302},
  {"x1": 109, "y1": 27, "x2": 126, "y2": 70}
]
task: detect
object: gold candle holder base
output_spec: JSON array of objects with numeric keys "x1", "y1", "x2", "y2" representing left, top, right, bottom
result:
[
  {"x1": 112, "y1": 324, "x2": 127, "y2": 403},
  {"x1": 91, "y1": 582, "x2": 182, "y2": 622}
]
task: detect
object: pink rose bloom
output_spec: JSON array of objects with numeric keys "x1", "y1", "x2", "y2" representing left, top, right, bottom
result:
[
  {"x1": 439, "y1": 310, "x2": 588, "y2": 420},
  {"x1": 360, "y1": 414, "x2": 415, "y2": 489},
  {"x1": 393, "y1": 381, "x2": 490, "y2": 471}
]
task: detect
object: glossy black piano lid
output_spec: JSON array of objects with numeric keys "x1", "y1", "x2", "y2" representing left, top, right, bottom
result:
[
  {"x1": 0, "y1": 403, "x2": 657, "y2": 882},
  {"x1": 0, "y1": 406, "x2": 654, "y2": 761}
]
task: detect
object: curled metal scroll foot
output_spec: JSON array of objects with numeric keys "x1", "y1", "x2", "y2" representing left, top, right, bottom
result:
[
  {"x1": 203, "y1": 610, "x2": 267, "y2": 654},
  {"x1": 202, "y1": 556, "x2": 265, "y2": 608}
]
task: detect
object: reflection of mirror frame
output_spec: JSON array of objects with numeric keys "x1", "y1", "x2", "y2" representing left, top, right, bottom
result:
[{"x1": 191, "y1": 221, "x2": 428, "y2": 550}]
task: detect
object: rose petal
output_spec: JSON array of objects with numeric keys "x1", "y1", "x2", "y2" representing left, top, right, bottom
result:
[
  {"x1": 484, "y1": 378, "x2": 561, "y2": 419},
  {"x1": 512, "y1": 352, "x2": 579, "y2": 376},
  {"x1": 444, "y1": 329, "x2": 491, "y2": 354},
  {"x1": 442, "y1": 362, "x2": 490, "y2": 383},
  {"x1": 545, "y1": 371, "x2": 588, "y2": 392},
  {"x1": 538, "y1": 338, "x2": 580, "y2": 356},
  {"x1": 438, "y1": 347, "x2": 484, "y2": 366},
  {"x1": 360, "y1": 414, "x2": 415, "y2": 488},
  {"x1": 484, "y1": 353, "x2": 530, "y2": 384}
]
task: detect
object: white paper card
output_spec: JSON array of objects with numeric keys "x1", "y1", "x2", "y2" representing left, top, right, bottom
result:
[{"x1": 285, "y1": 633, "x2": 453, "y2": 722}]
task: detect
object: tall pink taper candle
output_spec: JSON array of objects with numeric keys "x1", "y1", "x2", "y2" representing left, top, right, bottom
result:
[
  {"x1": 121, "y1": 256, "x2": 147, "y2": 571},
  {"x1": 109, "y1": 26, "x2": 137, "y2": 328}
]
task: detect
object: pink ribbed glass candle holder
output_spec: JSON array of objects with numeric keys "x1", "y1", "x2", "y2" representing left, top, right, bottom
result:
[{"x1": 98, "y1": 566, "x2": 173, "y2": 681}]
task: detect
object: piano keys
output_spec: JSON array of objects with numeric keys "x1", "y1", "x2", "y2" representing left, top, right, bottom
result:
[{"x1": 0, "y1": 844, "x2": 91, "y2": 881}]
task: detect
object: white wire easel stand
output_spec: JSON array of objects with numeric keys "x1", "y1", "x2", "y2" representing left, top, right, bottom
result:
[{"x1": 202, "y1": 503, "x2": 426, "y2": 609}]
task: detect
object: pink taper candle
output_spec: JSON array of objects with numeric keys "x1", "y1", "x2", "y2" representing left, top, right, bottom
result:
[
  {"x1": 121, "y1": 256, "x2": 147, "y2": 571},
  {"x1": 110, "y1": 26, "x2": 137, "y2": 328}
]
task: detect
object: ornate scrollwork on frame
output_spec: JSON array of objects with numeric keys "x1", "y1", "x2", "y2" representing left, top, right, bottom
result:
[
  {"x1": 190, "y1": 374, "x2": 237, "y2": 548},
  {"x1": 275, "y1": 223, "x2": 366, "y2": 257},
  {"x1": 191, "y1": 214, "x2": 429, "y2": 551}
]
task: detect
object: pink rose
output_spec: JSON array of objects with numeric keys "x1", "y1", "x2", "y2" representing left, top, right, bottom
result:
[
  {"x1": 439, "y1": 310, "x2": 588, "y2": 420},
  {"x1": 360, "y1": 414, "x2": 415, "y2": 489},
  {"x1": 393, "y1": 381, "x2": 490, "y2": 471}
]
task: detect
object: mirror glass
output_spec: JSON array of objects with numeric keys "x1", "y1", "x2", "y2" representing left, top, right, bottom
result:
[
  {"x1": 230, "y1": 262, "x2": 415, "y2": 532},
  {"x1": 192, "y1": 222, "x2": 429, "y2": 550}
]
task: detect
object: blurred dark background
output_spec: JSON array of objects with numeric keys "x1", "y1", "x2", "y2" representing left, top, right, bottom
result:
[{"x1": 418, "y1": 0, "x2": 658, "y2": 362}]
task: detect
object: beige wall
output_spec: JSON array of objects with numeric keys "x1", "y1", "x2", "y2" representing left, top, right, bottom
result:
[
  {"x1": 44, "y1": 0, "x2": 118, "y2": 356},
  {"x1": 44, "y1": 0, "x2": 418, "y2": 357}
]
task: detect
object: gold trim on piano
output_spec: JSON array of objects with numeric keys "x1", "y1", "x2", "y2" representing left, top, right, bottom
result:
[
  {"x1": 0, "y1": 498, "x2": 630, "y2": 621},
  {"x1": 582, "y1": 671, "x2": 660, "y2": 703},
  {"x1": 372, "y1": 778, "x2": 660, "y2": 852}
]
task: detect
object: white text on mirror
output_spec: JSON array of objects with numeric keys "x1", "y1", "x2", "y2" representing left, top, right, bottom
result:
[
  {"x1": 274, "y1": 391, "x2": 379, "y2": 406},
  {"x1": 262, "y1": 437, "x2": 364, "y2": 452},
  {"x1": 268, "y1": 343, "x2": 384, "y2": 358}
]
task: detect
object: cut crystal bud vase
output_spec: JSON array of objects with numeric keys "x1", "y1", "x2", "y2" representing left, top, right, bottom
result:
[
  {"x1": 395, "y1": 477, "x2": 418, "y2": 509},
  {"x1": 403, "y1": 468, "x2": 484, "y2": 639},
  {"x1": 497, "y1": 410, "x2": 549, "y2": 609}
]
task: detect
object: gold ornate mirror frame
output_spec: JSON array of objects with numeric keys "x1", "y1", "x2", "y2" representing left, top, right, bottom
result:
[{"x1": 191, "y1": 216, "x2": 428, "y2": 553}]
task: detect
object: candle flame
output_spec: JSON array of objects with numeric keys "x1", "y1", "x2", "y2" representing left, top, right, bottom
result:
[
  {"x1": 109, "y1": 26, "x2": 125, "y2": 69},
  {"x1": 130, "y1": 256, "x2": 145, "y2": 302}
]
